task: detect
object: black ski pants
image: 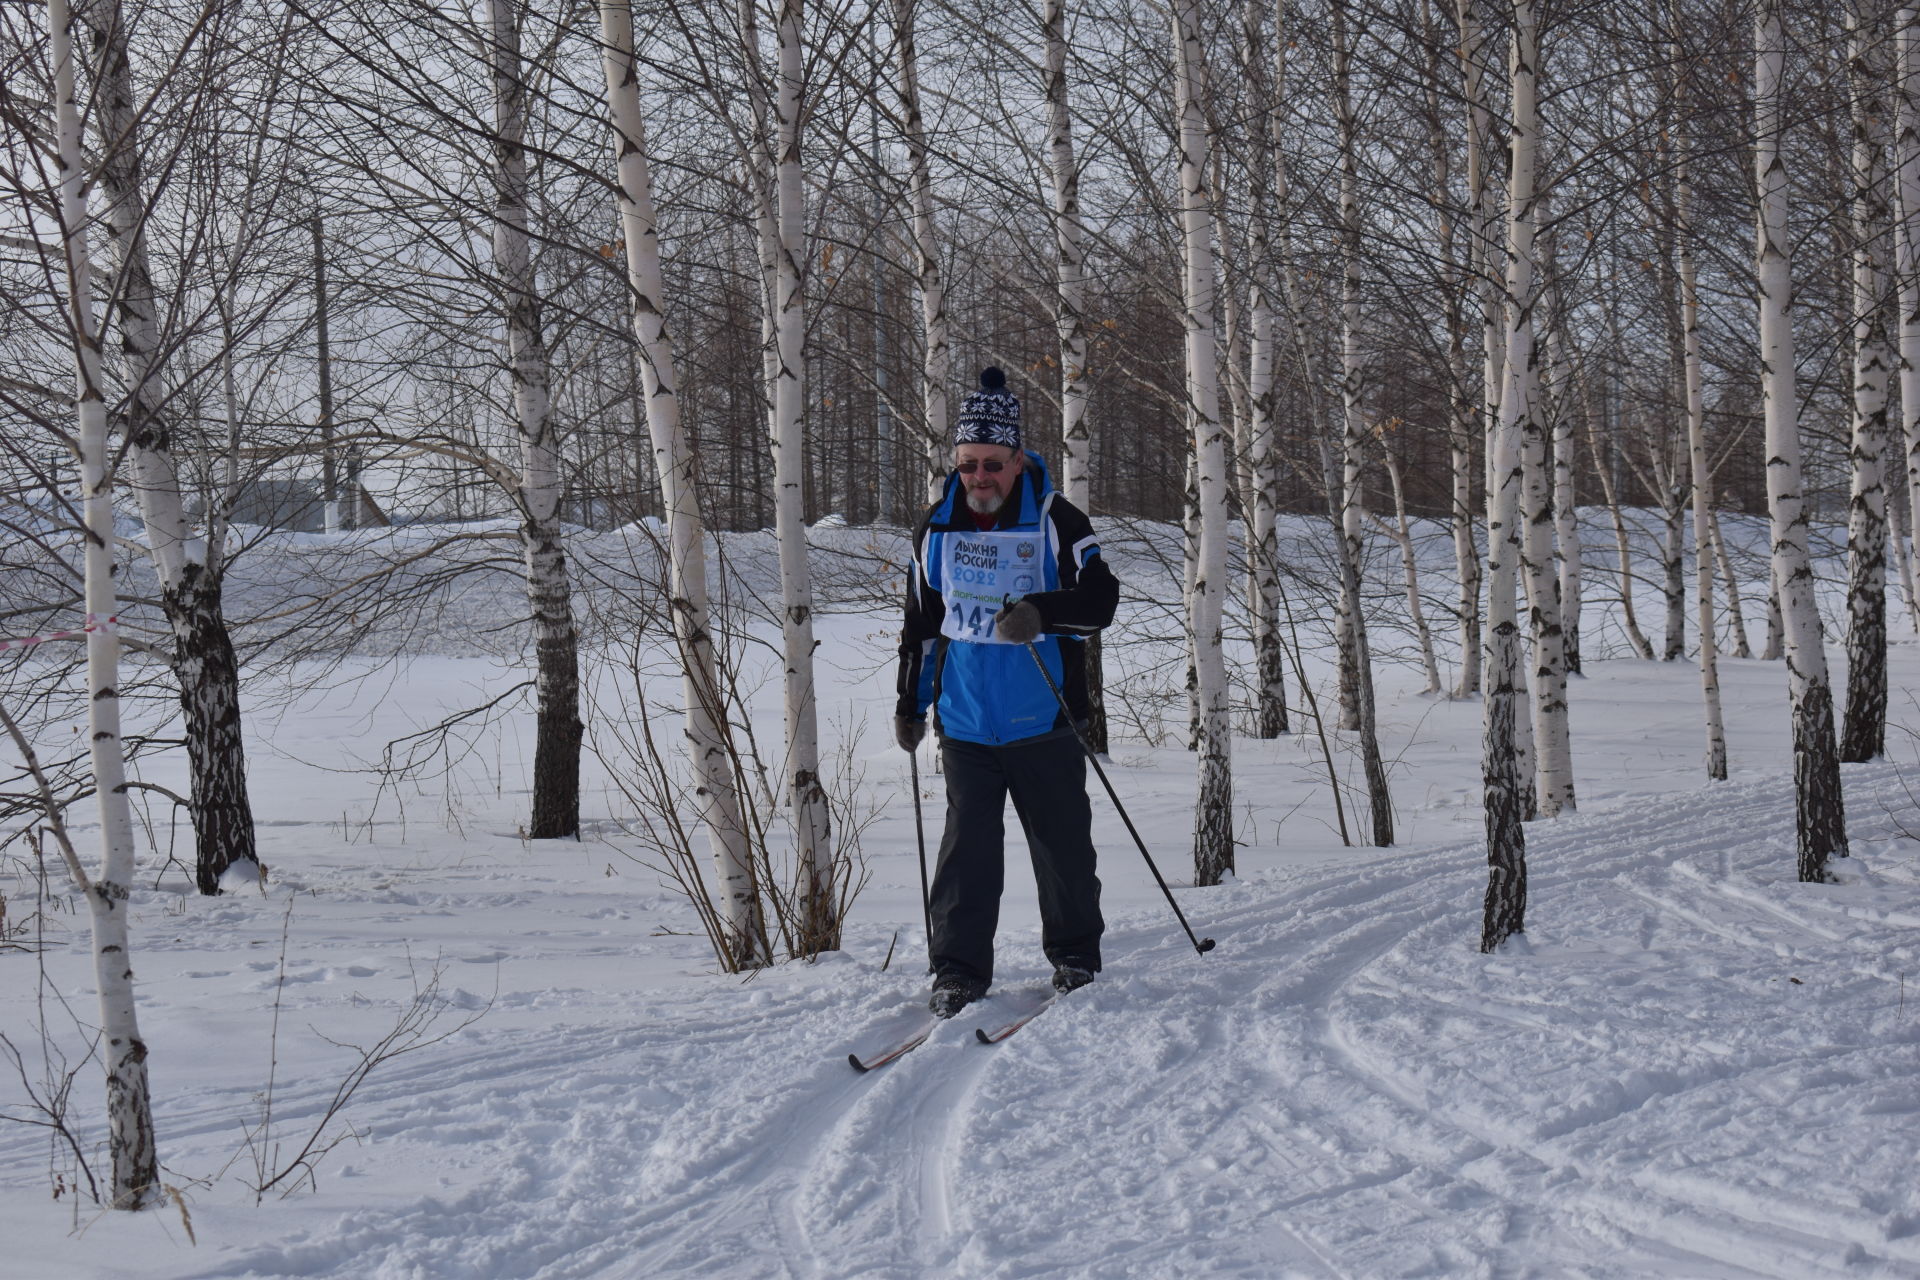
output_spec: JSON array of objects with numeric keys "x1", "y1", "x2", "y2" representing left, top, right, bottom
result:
[{"x1": 928, "y1": 732, "x2": 1104, "y2": 988}]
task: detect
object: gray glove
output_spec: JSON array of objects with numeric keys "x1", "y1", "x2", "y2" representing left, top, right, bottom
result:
[
  {"x1": 894, "y1": 714, "x2": 927, "y2": 752},
  {"x1": 993, "y1": 598, "x2": 1043, "y2": 645}
]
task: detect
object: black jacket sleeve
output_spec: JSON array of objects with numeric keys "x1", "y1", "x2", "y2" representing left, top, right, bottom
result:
[{"x1": 896, "y1": 512, "x2": 941, "y2": 719}]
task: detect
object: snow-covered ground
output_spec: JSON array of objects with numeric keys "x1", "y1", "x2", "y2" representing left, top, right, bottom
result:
[{"x1": 4, "y1": 516, "x2": 1920, "y2": 1279}]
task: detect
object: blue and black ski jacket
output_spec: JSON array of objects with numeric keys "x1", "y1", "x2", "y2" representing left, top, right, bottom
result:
[{"x1": 896, "y1": 451, "x2": 1120, "y2": 746}]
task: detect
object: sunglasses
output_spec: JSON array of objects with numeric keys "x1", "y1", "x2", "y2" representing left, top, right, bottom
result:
[{"x1": 956, "y1": 458, "x2": 1008, "y2": 475}]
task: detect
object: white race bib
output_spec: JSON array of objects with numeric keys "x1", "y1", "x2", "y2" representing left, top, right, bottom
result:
[{"x1": 939, "y1": 530, "x2": 1044, "y2": 643}]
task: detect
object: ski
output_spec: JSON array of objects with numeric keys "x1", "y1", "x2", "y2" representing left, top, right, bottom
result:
[
  {"x1": 974, "y1": 994, "x2": 1059, "y2": 1045},
  {"x1": 848, "y1": 1020, "x2": 937, "y2": 1072}
]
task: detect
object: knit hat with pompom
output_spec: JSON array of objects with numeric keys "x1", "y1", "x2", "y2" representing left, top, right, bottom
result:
[{"x1": 954, "y1": 367, "x2": 1021, "y2": 448}]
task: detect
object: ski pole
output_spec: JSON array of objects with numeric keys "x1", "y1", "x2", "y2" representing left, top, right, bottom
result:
[
  {"x1": 1020, "y1": 639, "x2": 1217, "y2": 956},
  {"x1": 909, "y1": 748, "x2": 935, "y2": 974}
]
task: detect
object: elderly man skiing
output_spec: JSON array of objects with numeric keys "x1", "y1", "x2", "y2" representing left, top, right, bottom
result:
[{"x1": 894, "y1": 367, "x2": 1121, "y2": 1019}]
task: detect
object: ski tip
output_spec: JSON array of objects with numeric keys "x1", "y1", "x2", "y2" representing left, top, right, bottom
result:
[
  {"x1": 849, "y1": 1052, "x2": 871, "y2": 1073},
  {"x1": 974, "y1": 1027, "x2": 994, "y2": 1044}
]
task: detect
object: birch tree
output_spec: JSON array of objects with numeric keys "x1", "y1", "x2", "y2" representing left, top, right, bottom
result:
[
  {"x1": 45, "y1": 0, "x2": 158, "y2": 1205},
  {"x1": 484, "y1": 0, "x2": 582, "y2": 839},
  {"x1": 770, "y1": 0, "x2": 836, "y2": 949},
  {"x1": 1433, "y1": 0, "x2": 1484, "y2": 699},
  {"x1": 1709, "y1": 507, "x2": 1754, "y2": 658},
  {"x1": 1655, "y1": 446, "x2": 1687, "y2": 665},
  {"x1": 1331, "y1": 0, "x2": 1365, "y2": 736},
  {"x1": 1595, "y1": 486, "x2": 1657, "y2": 664},
  {"x1": 1045, "y1": 0, "x2": 1088, "y2": 500},
  {"x1": 1456, "y1": 0, "x2": 1501, "y2": 699},
  {"x1": 1482, "y1": 0, "x2": 1536, "y2": 951},
  {"x1": 1173, "y1": 0, "x2": 1233, "y2": 885},
  {"x1": 78, "y1": 0, "x2": 261, "y2": 893},
  {"x1": 1897, "y1": 5, "x2": 1920, "y2": 632},
  {"x1": 1843, "y1": 0, "x2": 1892, "y2": 764},
  {"x1": 1755, "y1": 0, "x2": 1848, "y2": 882},
  {"x1": 1045, "y1": 0, "x2": 1112, "y2": 752},
  {"x1": 893, "y1": 0, "x2": 950, "y2": 502},
  {"x1": 1534, "y1": 213, "x2": 1580, "y2": 684},
  {"x1": 1330, "y1": 0, "x2": 1395, "y2": 844},
  {"x1": 1241, "y1": 0, "x2": 1297, "y2": 740},
  {"x1": 1377, "y1": 433, "x2": 1444, "y2": 693},
  {"x1": 1549, "y1": 322, "x2": 1581, "y2": 675},
  {"x1": 1520, "y1": 192, "x2": 1572, "y2": 817},
  {"x1": 600, "y1": 0, "x2": 767, "y2": 967},
  {"x1": 1674, "y1": 31, "x2": 1726, "y2": 781}
]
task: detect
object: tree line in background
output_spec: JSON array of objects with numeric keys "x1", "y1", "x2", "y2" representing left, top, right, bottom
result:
[{"x1": 1, "y1": 0, "x2": 1913, "y2": 1210}]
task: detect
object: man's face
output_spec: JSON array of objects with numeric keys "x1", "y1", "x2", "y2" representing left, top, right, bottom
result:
[{"x1": 956, "y1": 444, "x2": 1023, "y2": 515}]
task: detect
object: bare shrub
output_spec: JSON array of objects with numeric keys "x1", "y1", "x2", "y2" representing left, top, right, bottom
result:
[{"x1": 588, "y1": 623, "x2": 873, "y2": 968}]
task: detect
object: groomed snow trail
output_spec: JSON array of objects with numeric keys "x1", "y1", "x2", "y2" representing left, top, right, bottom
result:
[{"x1": 140, "y1": 759, "x2": 1918, "y2": 1280}]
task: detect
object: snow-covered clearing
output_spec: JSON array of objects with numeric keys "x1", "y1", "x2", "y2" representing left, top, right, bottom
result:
[{"x1": 4, "y1": 516, "x2": 1920, "y2": 1278}]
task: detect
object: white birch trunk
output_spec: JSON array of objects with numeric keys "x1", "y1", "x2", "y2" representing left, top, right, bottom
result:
[
  {"x1": 771, "y1": 0, "x2": 836, "y2": 950},
  {"x1": 734, "y1": 0, "x2": 782, "y2": 532},
  {"x1": 1174, "y1": 0, "x2": 1234, "y2": 884},
  {"x1": 1756, "y1": 0, "x2": 1849, "y2": 880},
  {"x1": 1245, "y1": 0, "x2": 1288, "y2": 737},
  {"x1": 486, "y1": 0, "x2": 581, "y2": 840},
  {"x1": 214, "y1": 301, "x2": 241, "y2": 569},
  {"x1": 1896, "y1": 5, "x2": 1920, "y2": 634},
  {"x1": 893, "y1": 0, "x2": 949, "y2": 502},
  {"x1": 1334, "y1": 0, "x2": 1365, "y2": 735},
  {"x1": 1890, "y1": 488, "x2": 1920, "y2": 631},
  {"x1": 1047, "y1": 0, "x2": 1090, "y2": 507},
  {"x1": 1661, "y1": 458, "x2": 1687, "y2": 661},
  {"x1": 1482, "y1": 0, "x2": 1536, "y2": 950},
  {"x1": 1520, "y1": 320, "x2": 1573, "y2": 811},
  {"x1": 80, "y1": 0, "x2": 259, "y2": 893},
  {"x1": 1843, "y1": 3, "x2": 1892, "y2": 764},
  {"x1": 1430, "y1": 0, "x2": 1481, "y2": 700},
  {"x1": 50, "y1": 0, "x2": 157, "y2": 1207},
  {"x1": 601, "y1": 0, "x2": 767, "y2": 967},
  {"x1": 1708, "y1": 507, "x2": 1755, "y2": 658},
  {"x1": 1380, "y1": 450, "x2": 1443, "y2": 693},
  {"x1": 1455, "y1": 0, "x2": 1499, "y2": 698},
  {"x1": 1330, "y1": 0, "x2": 1394, "y2": 843},
  {"x1": 1551, "y1": 339, "x2": 1582, "y2": 674},
  {"x1": 1519, "y1": 192, "x2": 1572, "y2": 815},
  {"x1": 1245, "y1": 288, "x2": 1288, "y2": 735},
  {"x1": 1045, "y1": 0, "x2": 1110, "y2": 754},
  {"x1": 1592, "y1": 434, "x2": 1658, "y2": 660},
  {"x1": 1675, "y1": 59, "x2": 1728, "y2": 781},
  {"x1": 1184, "y1": 451, "x2": 1200, "y2": 750},
  {"x1": 872, "y1": 111, "x2": 895, "y2": 526},
  {"x1": 1220, "y1": 218, "x2": 1255, "y2": 519},
  {"x1": 1763, "y1": 557, "x2": 1786, "y2": 661},
  {"x1": 1267, "y1": 3, "x2": 1329, "y2": 444}
]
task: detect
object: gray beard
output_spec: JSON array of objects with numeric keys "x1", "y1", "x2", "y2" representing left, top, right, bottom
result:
[{"x1": 965, "y1": 491, "x2": 1006, "y2": 515}]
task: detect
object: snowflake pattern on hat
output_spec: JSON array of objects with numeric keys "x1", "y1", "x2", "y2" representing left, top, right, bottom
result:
[{"x1": 954, "y1": 367, "x2": 1021, "y2": 448}]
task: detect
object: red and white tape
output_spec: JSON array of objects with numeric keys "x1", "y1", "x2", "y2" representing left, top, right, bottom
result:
[{"x1": 0, "y1": 614, "x2": 117, "y2": 654}]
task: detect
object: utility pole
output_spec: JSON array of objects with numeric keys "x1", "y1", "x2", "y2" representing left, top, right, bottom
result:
[{"x1": 312, "y1": 215, "x2": 341, "y2": 532}]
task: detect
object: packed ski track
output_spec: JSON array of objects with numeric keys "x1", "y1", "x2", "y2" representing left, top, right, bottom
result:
[{"x1": 4, "y1": 514, "x2": 1920, "y2": 1278}]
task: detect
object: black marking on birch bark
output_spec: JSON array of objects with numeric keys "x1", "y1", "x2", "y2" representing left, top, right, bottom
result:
[
  {"x1": 1792, "y1": 677, "x2": 1849, "y2": 880},
  {"x1": 165, "y1": 566, "x2": 260, "y2": 893}
]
